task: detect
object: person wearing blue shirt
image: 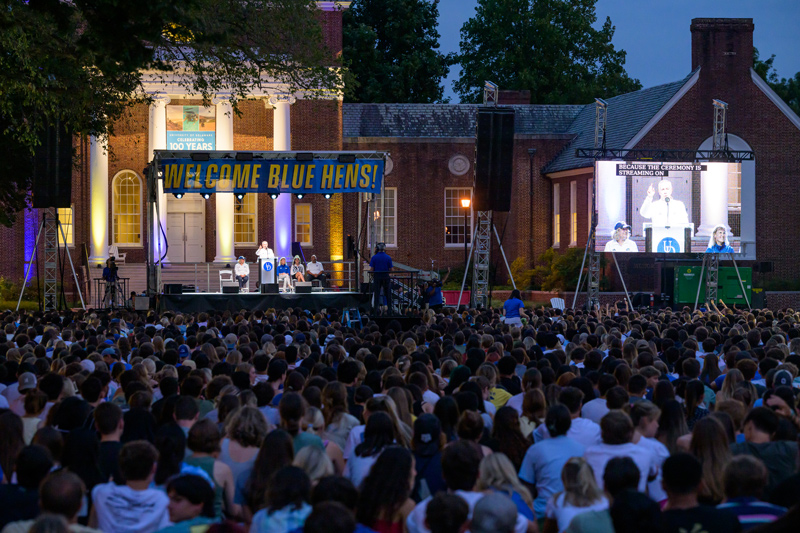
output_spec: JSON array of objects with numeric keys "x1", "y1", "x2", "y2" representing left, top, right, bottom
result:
[
  {"x1": 369, "y1": 243, "x2": 393, "y2": 314},
  {"x1": 502, "y1": 289, "x2": 526, "y2": 327},
  {"x1": 277, "y1": 257, "x2": 292, "y2": 292},
  {"x1": 705, "y1": 226, "x2": 735, "y2": 253},
  {"x1": 425, "y1": 268, "x2": 450, "y2": 311},
  {"x1": 518, "y1": 404, "x2": 586, "y2": 519}
]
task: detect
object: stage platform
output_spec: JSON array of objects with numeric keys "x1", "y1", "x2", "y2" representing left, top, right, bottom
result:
[{"x1": 160, "y1": 291, "x2": 371, "y2": 313}]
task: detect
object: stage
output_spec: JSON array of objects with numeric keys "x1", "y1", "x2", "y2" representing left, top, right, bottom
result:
[{"x1": 160, "y1": 291, "x2": 371, "y2": 313}]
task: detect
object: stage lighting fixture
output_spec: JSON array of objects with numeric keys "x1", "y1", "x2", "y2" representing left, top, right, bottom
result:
[
  {"x1": 235, "y1": 152, "x2": 254, "y2": 161},
  {"x1": 157, "y1": 169, "x2": 163, "y2": 178},
  {"x1": 270, "y1": 192, "x2": 280, "y2": 200},
  {"x1": 172, "y1": 192, "x2": 183, "y2": 199},
  {"x1": 235, "y1": 193, "x2": 244, "y2": 200},
  {"x1": 191, "y1": 153, "x2": 210, "y2": 162},
  {"x1": 201, "y1": 192, "x2": 212, "y2": 200},
  {"x1": 323, "y1": 193, "x2": 332, "y2": 199},
  {"x1": 295, "y1": 152, "x2": 314, "y2": 161},
  {"x1": 295, "y1": 193, "x2": 305, "y2": 199},
  {"x1": 338, "y1": 154, "x2": 356, "y2": 163}
]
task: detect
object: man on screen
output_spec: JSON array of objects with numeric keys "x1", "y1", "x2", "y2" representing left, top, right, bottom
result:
[
  {"x1": 604, "y1": 222, "x2": 639, "y2": 252},
  {"x1": 705, "y1": 225, "x2": 734, "y2": 253},
  {"x1": 639, "y1": 178, "x2": 689, "y2": 226}
]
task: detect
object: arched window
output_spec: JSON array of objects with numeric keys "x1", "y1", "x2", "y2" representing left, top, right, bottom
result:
[{"x1": 112, "y1": 170, "x2": 142, "y2": 246}]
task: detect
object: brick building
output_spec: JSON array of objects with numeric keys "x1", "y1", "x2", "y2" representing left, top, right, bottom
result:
[{"x1": 2, "y1": 16, "x2": 799, "y2": 298}]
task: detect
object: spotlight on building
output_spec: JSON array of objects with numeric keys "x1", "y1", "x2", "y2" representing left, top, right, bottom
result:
[
  {"x1": 295, "y1": 193, "x2": 305, "y2": 199},
  {"x1": 173, "y1": 192, "x2": 183, "y2": 199},
  {"x1": 323, "y1": 193, "x2": 332, "y2": 199},
  {"x1": 201, "y1": 192, "x2": 212, "y2": 200},
  {"x1": 270, "y1": 192, "x2": 280, "y2": 200},
  {"x1": 235, "y1": 152, "x2": 254, "y2": 161},
  {"x1": 295, "y1": 152, "x2": 314, "y2": 161},
  {"x1": 235, "y1": 193, "x2": 245, "y2": 200},
  {"x1": 338, "y1": 154, "x2": 356, "y2": 163},
  {"x1": 191, "y1": 153, "x2": 210, "y2": 162}
]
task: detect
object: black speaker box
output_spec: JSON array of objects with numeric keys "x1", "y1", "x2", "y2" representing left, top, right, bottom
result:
[
  {"x1": 32, "y1": 121, "x2": 73, "y2": 209},
  {"x1": 260, "y1": 283, "x2": 279, "y2": 294},
  {"x1": 295, "y1": 282, "x2": 312, "y2": 294},
  {"x1": 474, "y1": 107, "x2": 515, "y2": 212},
  {"x1": 164, "y1": 284, "x2": 182, "y2": 295},
  {"x1": 222, "y1": 285, "x2": 239, "y2": 294}
]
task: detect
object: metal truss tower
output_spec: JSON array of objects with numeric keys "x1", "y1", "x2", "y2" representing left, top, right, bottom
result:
[
  {"x1": 703, "y1": 99, "x2": 729, "y2": 303},
  {"x1": 586, "y1": 99, "x2": 608, "y2": 310},
  {"x1": 43, "y1": 209, "x2": 58, "y2": 311}
]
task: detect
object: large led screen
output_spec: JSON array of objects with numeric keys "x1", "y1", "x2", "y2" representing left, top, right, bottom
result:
[{"x1": 595, "y1": 161, "x2": 742, "y2": 254}]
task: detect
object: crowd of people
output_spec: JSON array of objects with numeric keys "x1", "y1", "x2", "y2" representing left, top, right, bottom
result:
[{"x1": 0, "y1": 298, "x2": 799, "y2": 533}]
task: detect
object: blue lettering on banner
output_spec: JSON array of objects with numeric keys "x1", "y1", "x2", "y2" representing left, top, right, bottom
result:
[{"x1": 161, "y1": 158, "x2": 385, "y2": 195}]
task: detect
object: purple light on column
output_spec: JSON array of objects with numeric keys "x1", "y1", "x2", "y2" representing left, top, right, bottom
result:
[
  {"x1": 24, "y1": 207, "x2": 37, "y2": 275},
  {"x1": 274, "y1": 194, "x2": 292, "y2": 260}
]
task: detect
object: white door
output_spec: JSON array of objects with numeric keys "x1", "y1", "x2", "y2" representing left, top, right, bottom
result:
[
  {"x1": 184, "y1": 213, "x2": 205, "y2": 263},
  {"x1": 166, "y1": 213, "x2": 205, "y2": 262}
]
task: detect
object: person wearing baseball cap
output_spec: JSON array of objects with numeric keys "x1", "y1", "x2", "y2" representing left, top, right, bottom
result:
[
  {"x1": 604, "y1": 221, "x2": 638, "y2": 252},
  {"x1": 234, "y1": 256, "x2": 250, "y2": 290}
]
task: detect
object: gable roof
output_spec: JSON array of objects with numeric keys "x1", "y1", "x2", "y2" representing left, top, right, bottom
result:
[
  {"x1": 343, "y1": 103, "x2": 583, "y2": 138},
  {"x1": 542, "y1": 69, "x2": 700, "y2": 174}
]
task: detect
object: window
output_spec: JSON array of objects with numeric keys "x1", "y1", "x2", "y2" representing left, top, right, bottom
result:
[
  {"x1": 374, "y1": 187, "x2": 397, "y2": 247},
  {"x1": 728, "y1": 163, "x2": 741, "y2": 211},
  {"x1": 570, "y1": 181, "x2": 577, "y2": 246},
  {"x1": 444, "y1": 187, "x2": 473, "y2": 246},
  {"x1": 553, "y1": 183, "x2": 560, "y2": 247},
  {"x1": 295, "y1": 204, "x2": 312, "y2": 246},
  {"x1": 234, "y1": 194, "x2": 257, "y2": 245},
  {"x1": 57, "y1": 206, "x2": 73, "y2": 247},
  {"x1": 112, "y1": 170, "x2": 142, "y2": 245}
]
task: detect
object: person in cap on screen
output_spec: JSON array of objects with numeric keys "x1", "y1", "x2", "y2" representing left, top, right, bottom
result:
[
  {"x1": 640, "y1": 178, "x2": 689, "y2": 226},
  {"x1": 234, "y1": 256, "x2": 250, "y2": 289},
  {"x1": 705, "y1": 225, "x2": 734, "y2": 253},
  {"x1": 604, "y1": 222, "x2": 638, "y2": 252}
]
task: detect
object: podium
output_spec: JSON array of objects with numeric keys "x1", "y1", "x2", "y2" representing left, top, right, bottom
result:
[
  {"x1": 644, "y1": 223, "x2": 694, "y2": 253},
  {"x1": 259, "y1": 258, "x2": 276, "y2": 285}
]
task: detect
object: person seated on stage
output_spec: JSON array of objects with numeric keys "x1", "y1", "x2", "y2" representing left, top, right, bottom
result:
[
  {"x1": 291, "y1": 255, "x2": 306, "y2": 283},
  {"x1": 639, "y1": 178, "x2": 689, "y2": 227},
  {"x1": 234, "y1": 256, "x2": 250, "y2": 289},
  {"x1": 604, "y1": 221, "x2": 639, "y2": 252},
  {"x1": 305, "y1": 255, "x2": 326, "y2": 287},
  {"x1": 277, "y1": 257, "x2": 292, "y2": 291},
  {"x1": 705, "y1": 225, "x2": 734, "y2": 253},
  {"x1": 256, "y1": 240, "x2": 274, "y2": 261}
]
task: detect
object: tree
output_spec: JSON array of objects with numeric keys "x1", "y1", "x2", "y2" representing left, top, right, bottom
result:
[
  {"x1": 454, "y1": 0, "x2": 641, "y2": 104},
  {"x1": 0, "y1": 0, "x2": 341, "y2": 226},
  {"x1": 753, "y1": 48, "x2": 800, "y2": 116},
  {"x1": 343, "y1": 0, "x2": 452, "y2": 103}
]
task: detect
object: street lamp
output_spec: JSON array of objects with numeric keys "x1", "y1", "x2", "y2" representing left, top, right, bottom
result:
[{"x1": 461, "y1": 197, "x2": 471, "y2": 267}]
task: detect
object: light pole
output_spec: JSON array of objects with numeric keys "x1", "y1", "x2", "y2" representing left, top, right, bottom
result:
[{"x1": 461, "y1": 197, "x2": 471, "y2": 268}]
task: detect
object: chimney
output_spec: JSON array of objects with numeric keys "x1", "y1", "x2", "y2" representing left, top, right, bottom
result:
[
  {"x1": 498, "y1": 90, "x2": 531, "y2": 106},
  {"x1": 691, "y1": 18, "x2": 754, "y2": 77}
]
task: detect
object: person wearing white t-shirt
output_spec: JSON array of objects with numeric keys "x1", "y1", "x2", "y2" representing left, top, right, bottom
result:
[
  {"x1": 630, "y1": 401, "x2": 669, "y2": 502},
  {"x1": 90, "y1": 441, "x2": 170, "y2": 533},
  {"x1": 583, "y1": 411, "x2": 657, "y2": 493},
  {"x1": 533, "y1": 387, "x2": 601, "y2": 449},
  {"x1": 543, "y1": 456, "x2": 609, "y2": 533},
  {"x1": 580, "y1": 375, "x2": 617, "y2": 424},
  {"x1": 305, "y1": 255, "x2": 327, "y2": 287},
  {"x1": 604, "y1": 222, "x2": 638, "y2": 252}
]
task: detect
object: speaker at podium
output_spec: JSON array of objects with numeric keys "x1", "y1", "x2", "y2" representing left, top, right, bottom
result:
[
  {"x1": 259, "y1": 258, "x2": 276, "y2": 285},
  {"x1": 644, "y1": 223, "x2": 694, "y2": 253}
]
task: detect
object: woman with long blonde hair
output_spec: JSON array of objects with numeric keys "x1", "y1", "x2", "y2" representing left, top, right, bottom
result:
[
  {"x1": 543, "y1": 457, "x2": 608, "y2": 533},
  {"x1": 716, "y1": 368, "x2": 743, "y2": 403},
  {"x1": 475, "y1": 453, "x2": 534, "y2": 522},
  {"x1": 689, "y1": 416, "x2": 731, "y2": 505}
]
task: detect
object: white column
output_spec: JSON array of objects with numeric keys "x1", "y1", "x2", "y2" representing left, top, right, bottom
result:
[
  {"x1": 269, "y1": 94, "x2": 296, "y2": 260},
  {"x1": 214, "y1": 96, "x2": 236, "y2": 263},
  {"x1": 596, "y1": 161, "x2": 627, "y2": 237},
  {"x1": 697, "y1": 163, "x2": 731, "y2": 237},
  {"x1": 88, "y1": 135, "x2": 109, "y2": 265},
  {"x1": 148, "y1": 94, "x2": 171, "y2": 262}
]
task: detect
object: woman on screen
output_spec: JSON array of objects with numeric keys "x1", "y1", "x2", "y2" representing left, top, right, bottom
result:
[
  {"x1": 604, "y1": 221, "x2": 639, "y2": 252},
  {"x1": 705, "y1": 225, "x2": 734, "y2": 253}
]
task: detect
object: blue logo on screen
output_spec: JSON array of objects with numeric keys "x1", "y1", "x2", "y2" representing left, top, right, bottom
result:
[
  {"x1": 263, "y1": 261, "x2": 273, "y2": 271},
  {"x1": 657, "y1": 237, "x2": 681, "y2": 253}
]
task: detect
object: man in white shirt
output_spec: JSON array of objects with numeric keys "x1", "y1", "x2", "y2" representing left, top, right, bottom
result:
[
  {"x1": 305, "y1": 255, "x2": 326, "y2": 287},
  {"x1": 533, "y1": 386, "x2": 601, "y2": 448},
  {"x1": 584, "y1": 410, "x2": 657, "y2": 493},
  {"x1": 581, "y1": 375, "x2": 616, "y2": 424},
  {"x1": 639, "y1": 178, "x2": 689, "y2": 227},
  {"x1": 255, "y1": 240, "x2": 274, "y2": 260},
  {"x1": 234, "y1": 256, "x2": 250, "y2": 289}
]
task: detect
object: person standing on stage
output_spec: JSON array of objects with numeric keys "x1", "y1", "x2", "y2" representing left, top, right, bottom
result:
[
  {"x1": 369, "y1": 243, "x2": 393, "y2": 314},
  {"x1": 305, "y1": 255, "x2": 326, "y2": 287},
  {"x1": 640, "y1": 178, "x2": 689, "y2": 226},
  {"x1": 255, "y1": 240, "x2": 274, "y2": 261},
  {"x1": 425, "y1": 267, "x2": 450, "y2": 311},
  {"x1": 277, "y1": 257, "x2": 291, "y2": 291},
  {"x1": 234, "y1": 256, "x2": 250, "y2": 290}
]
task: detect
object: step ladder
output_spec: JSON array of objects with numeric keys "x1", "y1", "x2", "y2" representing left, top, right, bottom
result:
[{"x1": 344, "y1": 308, "x2": 362, "y2": 330}]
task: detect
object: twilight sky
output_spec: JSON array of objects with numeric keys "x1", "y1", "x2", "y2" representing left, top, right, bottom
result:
[{"x1": 437, "y1": 0, "x2": 800, "y2": 102}]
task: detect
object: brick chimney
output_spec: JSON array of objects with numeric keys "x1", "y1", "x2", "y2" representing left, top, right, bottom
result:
[
  {"x1": 691, "y1": 18, "x2": 754, "y2": 78},
  {"x1": 498, "y1": 90, "x2": 531, "y2": 105}
]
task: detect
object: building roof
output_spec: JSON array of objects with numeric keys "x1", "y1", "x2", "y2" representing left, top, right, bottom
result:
[
  {"x1": 343, "y1": 103, "x2": 583, "y2": 138},
  {"x1": 542, "y1": 69, "x2": 699, "y2": 174}
]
